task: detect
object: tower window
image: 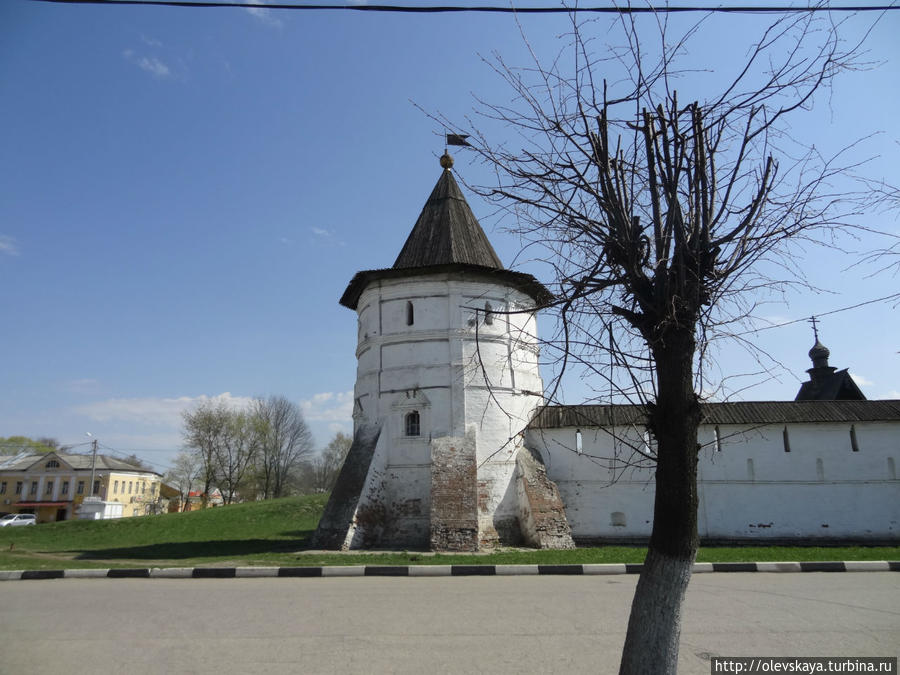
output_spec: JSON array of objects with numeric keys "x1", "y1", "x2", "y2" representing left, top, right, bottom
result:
[
  {"x1": 714, "y1": 426, "x2": 722, "y2": 452},
  {"x1": 484, "y1": 302, "x2": 494, "y2": 326},
  {"x1": 405, "y1": 410, "x2": 420, "y2": 437},
  {"x1": 850, "y1": 425, "x2": 860, "y2": 452},
  {"x1": 782, "y1": 426, "x2": 791, "y2": 453},
  {"x1": 575, "y1": 429, "x2": 583, "y2": 454},
  {"x1": 406, "y1": 301, "x2": 414, "y2": 326}
]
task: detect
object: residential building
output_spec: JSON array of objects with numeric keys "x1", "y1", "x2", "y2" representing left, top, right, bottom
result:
[{"x1": 0, "y1": 451, "x2": 164, "y2": 523}]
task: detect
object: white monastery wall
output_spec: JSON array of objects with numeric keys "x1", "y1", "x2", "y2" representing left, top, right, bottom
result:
[{"x1": 527, "y1": 420, "x2": 899, "y2": 542}]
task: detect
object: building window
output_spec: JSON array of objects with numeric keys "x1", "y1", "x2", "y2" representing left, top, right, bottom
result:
[
  {"x1": 575, "y1": 429, "x2": 583, "y2": 454},
  {"x1": 93, "y1": 480, "x2": 100, "y2": 496},
  {"x1": 16, "y1": 481, "x2": 23, "y2": 495},
  {"x1": 129, "y1": 481, "x2": 133, "y2": 494},
  {"x1": 850, "y1": 425, "x2": 860, "y2": 452},
  {"x1": 141, "y1": 482, "x2": 146, "y2": 494},
  {"x1": 782, "y1": 426, "x2": 791, "y2": 453},
  {"x1": 484, "y1": 301, "x2": 494, "y2": 326},
  {"x1": 114, "y1": 480, "x2": 119, "y2": 494},
  {"x1": 405, "y1": 410, "x2": 421, "y2": 437},
  {"x1": 0, "y1": 482, "x2": 5, "y2": 495},
  {"x1": 406, "y1": 301, "x2": 414, "y2": 326},
  {"x1": 45, "y1": 481, "x2": 54, "y2": 495},
  {"x1": 714, "y1": 426, "x2": 722, "y2": 452},
  {"x1": 30, "y1": 481, "x2": 38, "y2": 495},
  {"x1": 77, "y1": 481, "x2": 85, "y2": 495},
  {"x1": 45, "y1": 460, "x2": 59, "y2": 469},
  {"x1": 62, "y1": 481, "x2": 69, "y2": 495}
]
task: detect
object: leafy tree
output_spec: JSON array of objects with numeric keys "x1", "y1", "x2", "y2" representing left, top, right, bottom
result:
[
  {"x1": 181, "y1": 400, "x2": 231, "y2": 507},
  {"x1": 164, "y1": 450, "x2": 200, "y2": 512},
  {"x1": 213, "y1": 410, "x2": 260, "y2": 505},
  {"x1": 0, "y1": 436, "x2": 56, "y2": 455},
  {"x1": 311, "y1": 432, "x2": 352, "y2": 493}
]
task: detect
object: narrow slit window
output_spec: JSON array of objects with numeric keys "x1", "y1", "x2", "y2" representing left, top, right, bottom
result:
[
  {"x1": 714, "y1": 426, "x2": 722, "y2": 452},
  {"x1": 850, "y1": 424, "x2": 860, "y2": 452},
  {"x1": 575, "y1": 429, "x2": 583, "y2": 454},
  {"x1": 405, "y1": 410, "x2": 420, "y2": 437},
  {"x1": 406, "y1": 301, "x2": 414, "y2": 326},
  {"x1": 484, "y1": 302, "x2": 493, "y2": 326},
  {"x1": 782, "y1": 426, "x2": 791, "y2": 453}
]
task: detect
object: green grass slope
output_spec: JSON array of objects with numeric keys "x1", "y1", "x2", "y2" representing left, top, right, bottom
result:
[
  {"x1": 0, "y1": 494, "x2": 327, "y2": 570},
  {"x1": 0, "y1": 493, "x2": 896, "y2": 571}
]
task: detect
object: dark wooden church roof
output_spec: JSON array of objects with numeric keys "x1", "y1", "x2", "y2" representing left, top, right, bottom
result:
[
  {"x1": 340, "y1": 165, "x2": 552, "y2": 310},
  {"x1": 393, "y1": 168, "x2": 504, "y2": 269},
  {"x1": 794, "y1": 339, "x2": 866, "y2": 401}
]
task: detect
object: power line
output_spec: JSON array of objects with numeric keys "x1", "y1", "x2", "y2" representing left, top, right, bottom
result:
[
  {"x1": 28, "y1": 0, "x2": 900, "y2": 13},
  {"x1": 738, "y1": 291, "x2": 900, "y2": 335}
]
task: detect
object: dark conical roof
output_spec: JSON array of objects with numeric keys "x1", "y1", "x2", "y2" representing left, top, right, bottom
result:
[
  {"x1": 339, "y1": 162, "x2": 552, "y2": 311},
  {"x1": 393, "y1": 168, "x2": 504, "y2": 270}
]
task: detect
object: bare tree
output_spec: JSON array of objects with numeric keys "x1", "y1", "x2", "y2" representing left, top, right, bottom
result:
[
  {"x1": 447, "y1": 9, "x2": 881, "y2": 673},
  {"x1": 253, "y1": 395, "x2": 315, "y2": 499}
]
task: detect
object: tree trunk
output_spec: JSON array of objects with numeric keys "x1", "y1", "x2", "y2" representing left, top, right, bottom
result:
[{"x1": 620, "y1": 329, "x2": 701, "y2": 675}]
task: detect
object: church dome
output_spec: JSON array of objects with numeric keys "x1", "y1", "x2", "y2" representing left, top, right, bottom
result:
[{"x1": 808, "y1": 339, "x2": 830, "y2": 368}]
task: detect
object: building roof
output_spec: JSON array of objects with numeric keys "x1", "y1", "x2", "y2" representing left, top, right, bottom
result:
[
  {"x1": 528, "y1": 400, "x2": 900, "y2": 429},
  {"x1": 0, "y1": 452, "x2": 160, "y2": 475},
  {"x1": 393, "y1": 167, "x2": 504, "y2": 270},
  {"x1": 794, "y1": 337, "x2": 866, "y2": 401},
  {"x1": 340, "y1": 162, "x2": 553, "y2": 310}
]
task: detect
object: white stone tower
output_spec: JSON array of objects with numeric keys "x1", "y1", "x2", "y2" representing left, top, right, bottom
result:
[{"x1": 313, "y1": 154, "x2": 572, "y2": 551}]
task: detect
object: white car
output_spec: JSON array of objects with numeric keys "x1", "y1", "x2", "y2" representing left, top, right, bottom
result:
[{"x1": 0, "y1": 513, "x2": 37, "y2": 527}]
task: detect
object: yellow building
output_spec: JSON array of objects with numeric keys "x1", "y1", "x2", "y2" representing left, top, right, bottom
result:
[{"x1": 0, "y1": 451, "x2": 164, "y2": 523}]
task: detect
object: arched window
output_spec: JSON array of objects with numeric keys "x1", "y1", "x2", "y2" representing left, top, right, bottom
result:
[
  {"x1": 45, "y1": 460, "x2": 59, "y2": 469},
  {"x1": 406, "y1": 301, "x2": 414, "y2": 326},
  {"x1": 484, "y1": 301, "x2": 493, "y2": 326},
  {"x1": 405, "y1": 410, "x2": 420, "y2": 437}
]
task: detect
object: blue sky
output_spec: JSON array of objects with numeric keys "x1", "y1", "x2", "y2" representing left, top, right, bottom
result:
[{"x1": 2, "y1": 1, "x2": 898, "y2": 473}]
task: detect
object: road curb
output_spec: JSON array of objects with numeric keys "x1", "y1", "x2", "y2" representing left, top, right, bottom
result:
[{"x1": 0, "y1": 560, "x2": 896, "y2": 580}]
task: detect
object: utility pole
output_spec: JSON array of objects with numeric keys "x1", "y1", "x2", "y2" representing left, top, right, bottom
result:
[{"x1": 87, "y1": 434, "x2": 98, "y2": 496}]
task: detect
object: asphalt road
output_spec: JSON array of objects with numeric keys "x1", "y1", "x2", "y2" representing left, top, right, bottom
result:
[{"x1": 1, "y1": 572, "x2": 897, "y2": 674}]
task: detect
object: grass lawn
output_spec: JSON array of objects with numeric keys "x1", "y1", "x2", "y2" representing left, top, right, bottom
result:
[{"x1": 0, "y1": 495, "x2": 896, "y2": 570}]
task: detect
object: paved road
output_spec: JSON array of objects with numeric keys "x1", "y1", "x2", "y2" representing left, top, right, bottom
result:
[{"x1": 1, "y1": 573, "x2": 897, "y2": 674}]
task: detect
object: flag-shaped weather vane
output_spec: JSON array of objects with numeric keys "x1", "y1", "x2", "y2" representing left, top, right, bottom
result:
[{"x1": 440, "y1": 133, "x2": 472, "y2": 170}]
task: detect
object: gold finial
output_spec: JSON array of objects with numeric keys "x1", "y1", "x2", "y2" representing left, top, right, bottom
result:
[{"x1": 440, "y1": 151, "x2": 454, "y2": 170}]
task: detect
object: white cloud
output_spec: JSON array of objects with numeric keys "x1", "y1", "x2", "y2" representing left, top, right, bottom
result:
[
  {"x1": 74, "y1": 392, "x2": 253, "y2": 428},
  {"x1": 883, "y1": 390, "x2": 900, "y2": 399},
  {"x1": 122, "y1": 49, "x2": 172, "y2": 79},
  {"x1": 140, "y1": 35, "x2": 163, "y2": 48},
  {"x1": 0, "y1": 235, "x2": 20, "y2": 256},
  {"x1": 245, "y1": 1, "x2": 284, "y2": 28},
  {"x1": 300, "y1": 391, "x2": 354, "y2": 423},
  {"x1": 311, "y1": 227, "x2": 331, "y2": 237},
  {"x1": 850, "y1": 373, "x2": 875, "y2": 387}
]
